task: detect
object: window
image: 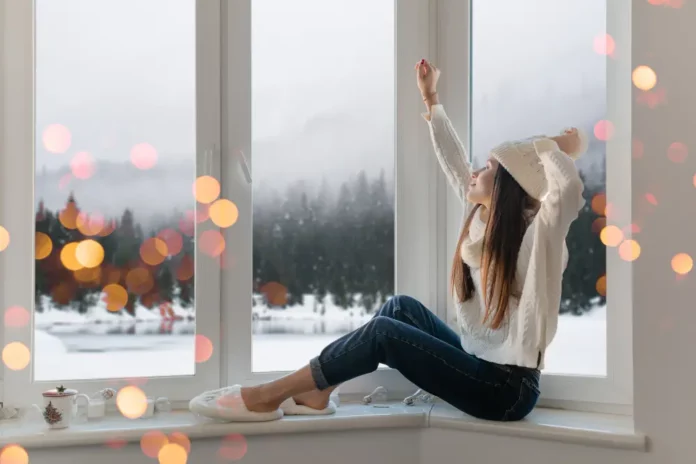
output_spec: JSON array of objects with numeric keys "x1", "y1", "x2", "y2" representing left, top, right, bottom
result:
[
  {"x1": 250, "y1": 0, "x2": 395, "y2": 373},
  {"x1": 223, "y1": 0, "x2": 436, "y2": 393},
  {"x1": 445, "y1": 0, "x2": 631, "y2": 405},
  {"x1": 2, "y1": 0, "x2": 221, "y2": 404}
]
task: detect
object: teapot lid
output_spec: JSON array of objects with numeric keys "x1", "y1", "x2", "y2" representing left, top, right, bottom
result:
[{"x1": 43, "y1": 388, "x2": 78, "y2": 397}]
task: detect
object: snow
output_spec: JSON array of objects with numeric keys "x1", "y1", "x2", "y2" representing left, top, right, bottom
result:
[{"x1": 33, "y1": 298, "x2": 606, "y2": 381}]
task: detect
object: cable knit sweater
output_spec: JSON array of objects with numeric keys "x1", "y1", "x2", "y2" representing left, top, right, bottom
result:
[{"x1": 424, "y1": 104, "x2": 585, "y2": 369}]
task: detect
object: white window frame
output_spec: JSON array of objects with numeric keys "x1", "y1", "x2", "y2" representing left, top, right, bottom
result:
[
  {"x1": 220, "y1": 0, "x2": 442, "y2": 397},
  {"x1": 0, "y1": 0, "x2": 222, "y2": 406},
  {"x1": 439, "y1": 0, "x2": 634, "y2": 411}
]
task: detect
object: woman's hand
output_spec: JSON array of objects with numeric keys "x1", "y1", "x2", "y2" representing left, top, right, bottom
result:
[{"x1": 415, "y1": 59, "x2": 440, "y2": 100}]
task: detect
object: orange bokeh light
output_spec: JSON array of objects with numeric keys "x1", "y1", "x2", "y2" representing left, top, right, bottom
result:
[
  {"x1": 593, "y1": 34, "x2": 615, "y2": 56},
  {"x1": 594, "y1": 120, "x2": 615, "y2": 142},
  {"x1": 42, "y1": 124, "x2": 72, "y2": 154},
  {"x1": 199, "y1": 230, "x2": 225, "y2": 257},
  {"x1": 671, "y1": 253, "x2": 693, "y2": 275},
  {"x1": 193, "y1": 176, "x2": 221, "y2": 205},
  {"x1": 74, "y1": 267, "x2": 102, "y2": 286},
  {"x1": 70, "y1": 151, "x2": 96, "y2": 179},
  {"x1": 195, "y1": 335, "x2": 213, "y2": 363},
  {"x1": 667, "y1": 142, "x2": 688, "y2": 163},
  {"x1": 158, "y1": 229, "x2": 183, "y2": 256},
  {"x1": 176, "y1": 255, "x2": 194, "y2": 281},
  {"x1": 0, "y1": 444, "x2": 29, "y2": 464},
  {"x1": 140, "y1": 238, "x2": 169, "y2": 266},
  {"x1": 2, "y1": 342, "x2": 30, "y2": 371},
  {"x1": 209, "y1": 199, "x2": 239, "y2": 228},
  {"x1": 260, "y1": 282, "x2": 288, "y2": 306},
  {"x1": 218, "y1": 434, "x2": 248, "y2": 461},
  {"x1": 591, "y1": 217, "x2": 607, "y2": 234},
  {"x1": 76, "y1": 239, "x2": 104, "y2": 268},
  {"x1": 618, "y1": 240, "x2": 641, "y2": 262},
  {"x1": 117, "y1": 386, "x2": 148, "y2": 419},
  {"x1": 130, "y1": 143, "x2": 158, "y2": 170},
  {"x1": 595, "y1": 275, "x2": 607, "y2": 297},
  {"x1": 4, "y1": 306, "x2": 30, "y2": 328},
  {"x1": 0, "y1": 226, "x2": 9, "y2": 252},
  {"x1": 126, "y1": 268, "x2": 154, "y2": 295},
  {"x1": 168, "y1": 433, "x2": 191, "y2": 454},
  {"x1": 600, "y1": 225, "x2": 623, "y2": 247},
  {"x1": 76, "y1": 212, "x2": 106, "y2": 236},
  {"x1": 103, "y1": 284, "x2": 129, "y2": 312},
  {"x1": 60, "y1": 242, "x2": 83, "y2": 271},
  {"x1": 158, "y1": 443, "x2": 187, "y2": 464},
  {"x1": 59, "y1": 203, "x2": 79, "y2": 230},
  {"x1": 35, "y1": 232, "x2": 53, "y2": 260},
  {"x1": 632, "y1": 65, "x2": 657, "y2": 91},
  {"x1": 590, "y1": 193, "x2": 607, "y2": 216},
  {"x1": 141, "y1": 431, "x2": 169, "y2": 459}
]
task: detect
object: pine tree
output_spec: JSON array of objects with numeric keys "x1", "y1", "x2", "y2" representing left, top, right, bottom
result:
[{"x1": 43, "y1": 401, "x2": 63, "y2": 425}]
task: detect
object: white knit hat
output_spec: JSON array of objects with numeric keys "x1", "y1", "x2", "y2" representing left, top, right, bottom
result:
[{"x1": 489, "y1": 129, "x2": 588, "y2": 200}]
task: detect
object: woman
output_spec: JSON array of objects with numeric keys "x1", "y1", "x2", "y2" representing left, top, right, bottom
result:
[{"x1": 190, "y1": 59, "x2": 587, "y2": 422}]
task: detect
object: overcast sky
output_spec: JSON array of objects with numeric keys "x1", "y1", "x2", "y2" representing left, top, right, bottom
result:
[{"x1": 35, "y1": 0, "x2": 605, "y2": 216}]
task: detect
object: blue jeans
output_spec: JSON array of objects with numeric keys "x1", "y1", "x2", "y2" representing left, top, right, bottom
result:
[{"x1": 310, "y1": 295, "x2": 540, "y2": 421}]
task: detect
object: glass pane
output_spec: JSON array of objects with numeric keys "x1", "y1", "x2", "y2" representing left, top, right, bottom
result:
[
  {"x1": 34, "y1": 0, "x2": 197, "y2": 381},
  {"x1": 252, "y1": 0, "x2": 395, "y2": 372},
  {"x1": 472, "y1": 0, "x2": 607, "y2": 376}
]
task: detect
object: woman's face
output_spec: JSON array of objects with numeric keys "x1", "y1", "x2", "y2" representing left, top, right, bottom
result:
[{"x1": 466, "y1": 158, "x2": 498, "y2": 207}]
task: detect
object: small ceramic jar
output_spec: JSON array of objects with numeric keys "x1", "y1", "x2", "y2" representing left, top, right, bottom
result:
[{"x1": 42, "y1": 386, "x2": 89, "y2": 429}]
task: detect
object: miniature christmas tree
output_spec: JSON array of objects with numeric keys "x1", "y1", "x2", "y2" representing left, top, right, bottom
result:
[{"x1": 43, "y1": 401, "x2": 62, "y2": 425}]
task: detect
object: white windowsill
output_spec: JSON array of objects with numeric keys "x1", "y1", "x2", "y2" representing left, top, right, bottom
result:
[{"x1": 0, "y1": 403, "x2": 646, "y2": 452}]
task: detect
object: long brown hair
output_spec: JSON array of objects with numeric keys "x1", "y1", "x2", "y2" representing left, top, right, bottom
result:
[{"x1": 450, "y1": 166, "x2": 538, "y2": 329}]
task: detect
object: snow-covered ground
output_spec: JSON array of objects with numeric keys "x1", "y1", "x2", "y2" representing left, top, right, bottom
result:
[{"x1": 33, "y1": 298, "x2": 606, "y2": 380}]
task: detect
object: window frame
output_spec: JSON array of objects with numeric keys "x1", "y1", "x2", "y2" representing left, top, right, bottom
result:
[
  {"x1": 439, "y1": 0, "x2": 633, "y2": 410},
  {"x1": 0, "y1": 0, "x2": 222, "y2": 406},
  {"x1": 220, "y1": 0, "x2": 442, "y2": 397}
]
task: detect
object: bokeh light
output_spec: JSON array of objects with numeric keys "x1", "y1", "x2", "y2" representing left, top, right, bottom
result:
[
  {"x1": 193, "y1": 176, "x2": 221, "y2": 204},
  {"x1": 117, "y1": 386, "x2": 148, "y2": 419},
  {"x1": 0, "y1": 226, "x2": 9, "y2": 252},
  {"x1": 623, "y1": 223, "x2": 641, "y2": 235},
  {"x1": 590, "y1": 193, "x2": 607, "y2": 215},
  {"x1": 35, "y1": 232, "x2": 53, "y2": 260},
  {"x1": 52, "y1": 282, "x2": 77, "y2": 305},
  {"x1": 168, "y1": 433, "x2": 191, "y2": 454},
  {"x1": 74, "y1": 267, "x2": 102, "y2": 286},
  {"x1": 2, "y1": 342, "x2": 30, "y2": 371},
  {"x1": 158, "y1": 229, "x2": 183, "y2": 256},
  {"x1": 671, "y1": 253, "x2": 693, "y2": 275},
  {"x1": 594, "y1": 120, "x2": 615, "y2": 142},
  {"x1": 593, "y1": 34, "x2": 615, "y2": 56},
  {"x1": 619, "y1": 240, "x2": 641, "y2": 262},
  {"x1": 131, "y1": 143, "x2": 158, "y2": 170},
  {"x1": 60, "y1": 242, "x2": 83, "y2": 271},
  {"x1": 140, "y1": 238, "x2": 168, "y2": 266},
  {"x1": 76, "y1": 212, "x2": 106, "y2": 236},
  {"x1": 126, "y1": 268, "x2": 154, "y2": 295},
  {"x1": 667, "y1": 142, "x2": 688, "y2": 163},
  {"x1": 0, "y1": 444, "x2": 29, "y2": 464},
  {"x1": 218, "y1": 434, "x2": 248, "y2": 461},
  {"x1": 59, "y1": 203, "x2": 79, "y2": 229},
  {"x1": 195, "y1": 206, "x2": 210, "y2": 224},
  {"x1": 595, "y1": 275, "x2": 607, "y2": 297},
  {"x1": 105, "y1": 438, "x2": 128, "y2": 450},
  {"x1": 42, "y1": 124, "x2": 72, "y2": 154},
  {"x1": 158, "y1": 443, "x2": 187, "y2": 464},
  {"x1": 260, "y1": 282, "x2": 288, "y2": 306},
  {"x1": 633, "y1": 139, "x2": 644, "y2": 159},
  {"x1": 76, "y1": 239, "x2": 104, "y2": 268},
  {"x1": 199, "y1": 230, "x2": 225, "y2": 257},
  {"x1": 209, "y1": 200, "x2": 239, "y2": 228},
  {"x1": 632, "y1": 65, "x2": 657, "y2": 91},
  {"x1": 604, "y1": 202, "x2": 616, "y2": 219},
  {"x1": 176, "y1": 255, "x2": 194, "y2": 281},
  {"x1": 645, "y1": 193, "x2": 658, "y2": 206},
  {"x1": 141, "y1": 431, "x2": 169, "y2": 459},
  {"x1": 4, "y1": 306, "x2": 30, "y2": 328},
  {"x1": 103, "y1": 284, "x2": 129, "y2": 312},
  {"x1": 195, "y1": 335, "x2": 213, "y2": 363},
  {"x1": 70, "y1": 151, "x2": 96, "y2": 179},
  {"x1": 600, "y1": 225, "x2": 623, "y2": 247},
  {"x1": 179, "y1": 213, "x2": 195, "y2": 237},
  {"x1": 591, "y1": 217, "x2": 607, "y2": 234}
]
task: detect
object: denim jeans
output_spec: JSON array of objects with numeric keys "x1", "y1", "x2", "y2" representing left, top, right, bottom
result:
[{"x1": 310, "y1": 295, "x2": 540, "y2": 421}]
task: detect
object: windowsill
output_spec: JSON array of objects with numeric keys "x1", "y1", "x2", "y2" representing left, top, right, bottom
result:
[{"x1": 0, "y1": 402, "x2": 646, "y2": 452}]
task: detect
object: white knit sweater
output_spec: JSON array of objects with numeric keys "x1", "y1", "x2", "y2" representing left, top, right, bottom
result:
[{"x1": 424, "y1": 104, "x2": 585, "y2": 369}]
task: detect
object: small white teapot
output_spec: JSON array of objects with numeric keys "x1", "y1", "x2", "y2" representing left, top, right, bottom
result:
[{"x1": 42, "y1": 385, "x2": 90, "y2": 429}]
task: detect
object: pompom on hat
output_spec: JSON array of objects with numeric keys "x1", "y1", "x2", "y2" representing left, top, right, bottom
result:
[{"x1": 489, "y1": 128, "x2": 588, "y2": 200}]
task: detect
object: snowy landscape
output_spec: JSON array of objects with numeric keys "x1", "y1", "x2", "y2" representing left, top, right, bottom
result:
[{"x1": 34, "y1": 295, "x2": 606, "y2": 381}]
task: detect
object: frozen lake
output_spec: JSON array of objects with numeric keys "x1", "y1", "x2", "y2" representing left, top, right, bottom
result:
[{"x1": 34, "y1": 306, "x2": 606, "y2": 381}]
